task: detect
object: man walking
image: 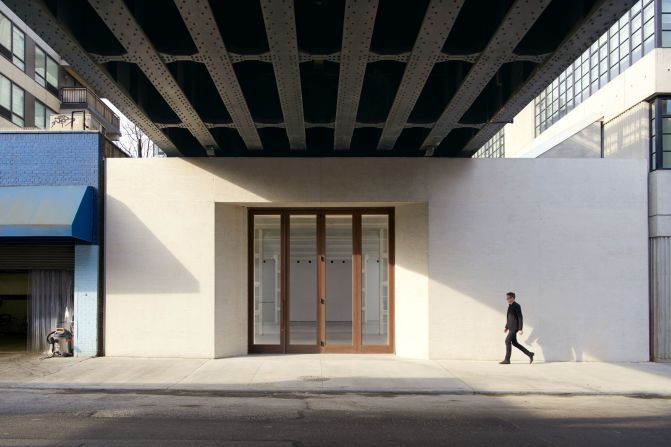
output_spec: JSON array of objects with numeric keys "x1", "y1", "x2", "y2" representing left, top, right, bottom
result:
[{"x1": 500, "y1": 292, "x2": 534, "y2": 364}]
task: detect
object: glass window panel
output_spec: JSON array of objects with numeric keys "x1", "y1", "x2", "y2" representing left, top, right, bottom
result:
[
  {"x1": 644, "y1": 35, "x2": 655, "y2": 53},
  {"x1": 663, "y1": 31, "x2": 671, "y2": 47},
  {"x1": 664, "y1": 152, "x2": 671, "y2": 168},
  {"x1": 664, "y1": 0, "x2": 671, "y2": 13},
  {"x1": 253, "y1": 215, "x2": 281, "y2": 345},
  {"x1": 663, "y1": 118, "x2": 671, "y2": 134},
  {"x1": 643, "y1": 18, "x2": 654, "y2": 37},
  {"x1": 644, "y1": 2, "x2": 654, "y2": 22},
  {"x1": 34, "y1": 101, "x2": 45, "y2": 128},
  {"x1": 0, "y1": 75, "x2": 9, "y2": 110},
  {"x1": 325, "y1": 215, "x2": 353, "y2": 345},
  {"x1": 46, "y1": 57, "x2": 58, "y2": 88},
  {"x1": 0, "y1": 14, "x2": 10, "y2": 50},
  {"x1": 288, "y1": 215, "x2": 318, "y2": 346},
  {"x1": 663, "y1": 14, "x2": 671, "y2": 31},
  {"x1": 35, "y1": 47, "x2": 45, "y2": 80},
  {"x1": 12, "y1": 26, "x2": 23, "y2": 69},
  {"x1": 362, "y1": 215, "x2": 389, "y2": 345},
  {"x1": 663, "y1": 134, "x2": 671, "y2": 150},
  {"x1": 11, "y1": 84, "x2": 23, "y2": 117},
  {"x1": 662, "y1": 99, "x2": 671, "y2": 115}
]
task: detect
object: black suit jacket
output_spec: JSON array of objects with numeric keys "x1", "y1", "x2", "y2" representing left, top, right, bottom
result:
[{"x1": 506, "y1": 301, "x2": 523, "y2": 332}]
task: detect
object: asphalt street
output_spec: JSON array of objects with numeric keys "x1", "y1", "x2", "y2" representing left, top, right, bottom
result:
[{"x1": 0, "y1": 389, "x2": 670, "y2": 446}]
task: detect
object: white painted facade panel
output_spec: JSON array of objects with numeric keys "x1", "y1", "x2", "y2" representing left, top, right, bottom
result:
[{"x1": 106, "y1": 158, "x2": 649, "y2": 361}]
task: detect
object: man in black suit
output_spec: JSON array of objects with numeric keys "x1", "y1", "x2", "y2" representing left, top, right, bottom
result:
[{"x1": 500, "y1": 292, "x2": 534, "y2": 364}]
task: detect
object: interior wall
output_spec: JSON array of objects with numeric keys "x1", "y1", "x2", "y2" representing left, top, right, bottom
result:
[{"x1": 214, "y1": 204, "x2": 247, "y2": 358}]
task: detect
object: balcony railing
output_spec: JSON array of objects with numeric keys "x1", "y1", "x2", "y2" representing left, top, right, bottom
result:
[{"x1": 60, "y1": 87, "x2": 120, "y2": 131}]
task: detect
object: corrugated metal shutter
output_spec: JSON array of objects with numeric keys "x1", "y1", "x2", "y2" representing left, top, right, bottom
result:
[{"x1": 0, "y1": 245, "x2": 74, "y2": 270}]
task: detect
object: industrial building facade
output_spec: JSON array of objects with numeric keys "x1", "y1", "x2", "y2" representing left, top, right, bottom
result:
[{"x1": 0, "y1": 0, "x2": 666, "y2": 361}]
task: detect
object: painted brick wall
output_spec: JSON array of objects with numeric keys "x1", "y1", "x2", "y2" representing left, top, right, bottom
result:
[
  {"x1": 0, "y1": 131, "x2": 100, "y2": 187},
  {"x1": 74, "y1": 245, "x2": 99, "y2": 356},
  {"x1": 0, "y1": 131, "x2": 101, "y2": 241}
]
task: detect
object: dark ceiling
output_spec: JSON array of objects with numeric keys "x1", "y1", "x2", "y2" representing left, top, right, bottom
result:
[{"x1": 8, "y1": 0, "x2": 635, "y2": 157}]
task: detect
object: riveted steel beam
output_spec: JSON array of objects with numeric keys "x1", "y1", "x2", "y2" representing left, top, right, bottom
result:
[
  {"x1": 420, "y1": 0, "x2": 552, "y2": 154},
  {"x1": 377, "y1": 0, "x2": 464, "y2": 150},
  {"x1": 462, "y1": 0, "x2": 639, "y2": 155},
  {"x1": 3, "y1": 0, "x2": 178, "y2": 155},
  {"x1": 88, "y1": 0, "x2": 218, "y2": 155},
  {"x1": 333, "y1": 0, "x2": 378, "y2": 150},
  {"x1": 260, "y1": 0, "x2": 306, "y2": 150},
  {"x1": 174, "y1": 0, "x2": 262, "y2": 151}
]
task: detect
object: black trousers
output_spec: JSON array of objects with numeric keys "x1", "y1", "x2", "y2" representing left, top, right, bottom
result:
[{"x1": 505, "y1": 331, "x2": 531, "y2": 360}]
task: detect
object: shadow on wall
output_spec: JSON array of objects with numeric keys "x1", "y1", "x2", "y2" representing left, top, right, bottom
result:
[{"x1": 105, "y1": 196, "x2": 200, "y2": 294}]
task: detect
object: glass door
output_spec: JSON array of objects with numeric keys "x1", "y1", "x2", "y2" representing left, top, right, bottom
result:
[
  {"x1": 287, "y1": 214, "x2": 319, "y2": 352},
  {"x1": 249, "y1": 209, "x2": 394, "y2": 354},
  {"x1": 323, "y1": 214, "x2": 355, "y2": 351}
]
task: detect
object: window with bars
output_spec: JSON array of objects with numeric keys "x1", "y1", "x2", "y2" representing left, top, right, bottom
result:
[
  {"x1": 473, "y1": 128, "x2": 505, "y2": 158},
  {"x1": 535, "y1": 0, "x2": 656, "y2": 136}
]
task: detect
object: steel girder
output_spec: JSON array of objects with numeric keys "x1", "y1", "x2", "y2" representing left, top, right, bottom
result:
[
  {"x1": 88, "y1": 0, "x2": 218, "y2": 155},
  {"x1": 174, "y1": 0, "x2": 262, "y2": 151},
  {"x1": 461, "y1": 0, "x2": 640, "y2": 155},
  {"x1": 333, "y1": 0, "x2": 378, "y2": 150},
  {"x1": 376, "y1": 0, "x2": 464, "y2": 151},
  {"x1": 260, "y1": 0, "x2": 306, "y2": 150},
  {"x1": 3, "y1": 0, "x2": 178, "y2": 155},
  {"x1": 420, "y1": 0, "x2": 552, "y2": 156}
]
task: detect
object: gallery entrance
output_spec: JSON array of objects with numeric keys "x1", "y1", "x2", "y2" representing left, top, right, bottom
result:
[{"x1": 249, "y1": 209, "x2": 394, "y2": 354}]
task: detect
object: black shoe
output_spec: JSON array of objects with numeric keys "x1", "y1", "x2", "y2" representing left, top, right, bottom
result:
[
  {"x1": 529, "y1": 352, "x2": 535, "y2": 364},
  {"x1": 499, "y1": 360, "x2": 510, "y2": 364}
]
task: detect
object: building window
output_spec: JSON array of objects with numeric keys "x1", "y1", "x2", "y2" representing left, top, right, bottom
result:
[
  {"x1": 0, "y1": 14, "x2": 10, "y2": 55},
  {"x1": 11, "y1": 83, "x2": 23, "y2": 126},
  {"x1": 473, "y1": 128, "x2": 505, "y2": 158},
  {"x1": 662, "y1": 0, "x2": 671, "y2": 46},
  {"x1": 651, "y1": 97, "x2": 671, "y2": 170},
  {"x1": 0, "y1": 74, "x2": 24, "y2": 127},
  {"x1": 34, "y1": 100, "x2": 54, "y2": 129},
  {"x1": 535, "y1": 0, "x2": 655, "y2": 136},
  {"x1": 11, "y1": 26, "x2": 24, "y2": 71},
  {"x1": 35, "y1": 46, "x2": 59, "y2": 95},
  {"x1": 0, "y1": 13, "x2": 25, "y2": 71}
]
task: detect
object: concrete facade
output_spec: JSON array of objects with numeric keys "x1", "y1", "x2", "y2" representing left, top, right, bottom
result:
[{"x1": 105, "y1": 157, "x2": 649, "y2": 361}]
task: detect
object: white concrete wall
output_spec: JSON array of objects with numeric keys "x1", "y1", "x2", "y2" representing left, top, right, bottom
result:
[
  {"x1": 106, "y1": 158, "x2": 649, "y2": 361},
  {"x1": 214, "y1": 204, "x2": 247, "y2": 358},
  {"x1": 427, "y1": 159, "x2": 649, "y2": 361}
]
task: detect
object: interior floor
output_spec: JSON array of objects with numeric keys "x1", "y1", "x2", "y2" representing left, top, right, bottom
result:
[{"x1": 255, "y1": 321, "x2": 388, "y2": 346}]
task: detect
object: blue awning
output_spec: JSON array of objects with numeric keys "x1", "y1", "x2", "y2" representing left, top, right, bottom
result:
[{"x1": 0, "y1": 186, "x2": 94, "y2": 242}]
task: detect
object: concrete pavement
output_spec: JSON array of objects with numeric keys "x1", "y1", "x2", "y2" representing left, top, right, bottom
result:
[{"x1": 1, "y1": 353, "x2": 671, "y2": 396}]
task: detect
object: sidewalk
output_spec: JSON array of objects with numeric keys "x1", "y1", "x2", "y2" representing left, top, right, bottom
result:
[{"x1": 2, "y1": 353, "x2": 671, "y2": 396}]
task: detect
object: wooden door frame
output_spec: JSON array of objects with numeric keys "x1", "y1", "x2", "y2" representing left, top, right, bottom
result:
[{"x1": 247, "y1": 207, "x2": 395, "y2": 354}]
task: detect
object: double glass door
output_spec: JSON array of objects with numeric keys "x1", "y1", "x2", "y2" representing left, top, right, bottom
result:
[{"x1": 249, "y1": 209, "x2": 393, "y2": 353}]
